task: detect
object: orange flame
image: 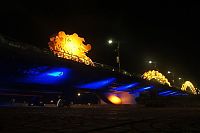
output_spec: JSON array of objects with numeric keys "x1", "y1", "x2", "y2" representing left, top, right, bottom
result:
[
  {"x1": 48, "y1": 31, "x2": 94, "y2": 66},
  {"x1": 107, "y1": 94, "x2": 122, "y2": 104},
  {"x1": 107, "y1": 92, "x2": 135, "y2": 104}
]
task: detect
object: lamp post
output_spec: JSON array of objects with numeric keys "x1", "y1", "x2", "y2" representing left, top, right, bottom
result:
[
  {"x1": 178, "y1": 77, "x2": 181, "y2": 87},
  {"x1": 108, "y1": 39, "x2": 121, "y2": 71},
  {"x1": 147, "y1": 60, "x2": 157, "y2": 70},
  {"x1": 167, "y1": 71, "x2": 175, "y2": 85}
]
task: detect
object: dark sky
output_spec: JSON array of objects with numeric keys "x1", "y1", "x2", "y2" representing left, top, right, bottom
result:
[{"x1": 0, "y1": 1, "x2": 200, "y2": 87}]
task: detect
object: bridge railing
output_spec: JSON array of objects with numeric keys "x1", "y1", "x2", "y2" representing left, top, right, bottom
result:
[
  {"x1": 49, "y1": 50, "x2": 133, "y2": 77},
  {"x1": 1, "y1": 35, "x2": 134, "y2": 77},
  {"x1": 43, "y1": 49, "x2": 135, "y2": 77},
  {"x1": 48, "y1": 49, "x2": 94, "y2": 66},
  {"x1": 1, "y1": 35, "x2": 43, "y2": 53},
  {"x1": 93, "y1": 62, "x2": 134, "y2": 77}
]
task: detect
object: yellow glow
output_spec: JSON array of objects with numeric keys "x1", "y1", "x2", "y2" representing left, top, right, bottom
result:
[
  {"x1": 181, "y1": 81, "x2": 197, "y2": 95},
  {"x1": 48, "y1": 31, "x2": 94, "y2": 66},
  {"x1": 107, "y1": 95, "x2": 122, "y2": 104},
  {"x1": 142, "y1": 70, "x2": 171, "y2": 86}
]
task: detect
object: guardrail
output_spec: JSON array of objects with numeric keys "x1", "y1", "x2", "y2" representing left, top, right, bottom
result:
[
  {"x1": 0, "y1": 34, "x2": 134, "y2": 77},
  {"x1": 50, "y1": 50, "x2": 133, "y2": 77}
]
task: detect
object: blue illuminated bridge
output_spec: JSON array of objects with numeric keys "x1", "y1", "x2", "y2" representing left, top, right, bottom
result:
[{"x1": 0, "y1": 35, "x2": 189, "y2": 106}]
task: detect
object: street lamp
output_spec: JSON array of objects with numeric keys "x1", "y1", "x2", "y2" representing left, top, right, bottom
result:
[
  {"x1": 177, "y1": 77, "x2": 182, "y2": 87},
  {"x1": 167, "y1": 71, "x2": 175, "y2": 85},
  {"x1": 147, "y1": 60, "x2": 157, "y2": 69},
  {"x1": 108, "y1": 40, "x2": 113, "y2": 44},
  {"x1": 107, "y1": 39, "x2": 121, "y2": 71}
]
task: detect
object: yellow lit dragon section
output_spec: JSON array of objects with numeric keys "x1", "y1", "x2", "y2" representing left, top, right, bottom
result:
[
  {"x1": 48, "y1": 31, "x2": 94, "y2": 66},
  {"x1": 142, "y1": 70, "x2": 171, "y2": 86},
  {"x1": 181, "y1": 81, "x2": 197, "y2": 94}
]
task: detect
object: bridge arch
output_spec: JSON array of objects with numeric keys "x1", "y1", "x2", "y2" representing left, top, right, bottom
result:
[
  {"x1": 181, "y1": 81, "x2": 197, "y2": 94},
  {"x1": 142, "y1": 70, "x2": 171, "y2": 86}
]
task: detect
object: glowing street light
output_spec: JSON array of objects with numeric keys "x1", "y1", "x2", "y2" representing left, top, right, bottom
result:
[
  {"x1": 167, "y1": 70, "x2": 175, "y2": 85},
  {"x1": 107, "y1": 39, "x2": 121, "y2": 71},
  {"x1": 177, "y1": 77, "x2": 183, "y2": 87},
  {"x1": 147, "y1": 60, "x2": 157, "y2": 69},
  {"x1": 108, "y1": 40, "x2": 113, "y2": 44},
  {"x1": 77, "y1": 93, "x2": 81, "y2": 96}
]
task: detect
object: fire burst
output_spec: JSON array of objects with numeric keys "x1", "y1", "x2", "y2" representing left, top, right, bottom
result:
[{"x1": 48, "y1": 31, "x2": 94, "y2": 66}]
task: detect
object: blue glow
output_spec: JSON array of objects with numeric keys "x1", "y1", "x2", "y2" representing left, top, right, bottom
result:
[
  {"x1": 131, "y1": 86, "x2": 154, "y2": 93},
  {"x1": 114, "y1": 82, "x2": 139, "y2": 91},
  {"x1": 173, "y1": 93, "x2": 180, "y2": 96},
  {"x1": 171, "y1": 92, "x2": 187, "y2": 96},
  {"x1": 77, "y1": 78, "x2": 116, "y2": 90},
  {"x1": 132, "y1": 92, "x2": 140, "y2": 97},
  {"x1": 158, "y1": 90, "x2": 173, "y2": 95},
  {"x1": 165, "y1": 91, "x2": 177, "y2": 96},
  {"x1": 47, "y1": 72, "x2": 64, "y2": 77},
  {"x1": 158, "y1": 91, "x2": 188, "y2": 96},
  {"x1": 173, "y1": 93, "x2": 188, "y2": 96},
  {"x1": 19, "y1": 67, "x2": 71, "y2": 84},
  {"x1": 158, "y1": 90, "x2": 181, "y2": 96},
  {"x1": 23, "y1": 66, "x2": 49, "y2": 75}
]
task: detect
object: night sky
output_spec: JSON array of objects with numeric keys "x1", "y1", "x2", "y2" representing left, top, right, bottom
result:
[{"x1": 0, "y1": 1, "x2": 200, "y2": 87}]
